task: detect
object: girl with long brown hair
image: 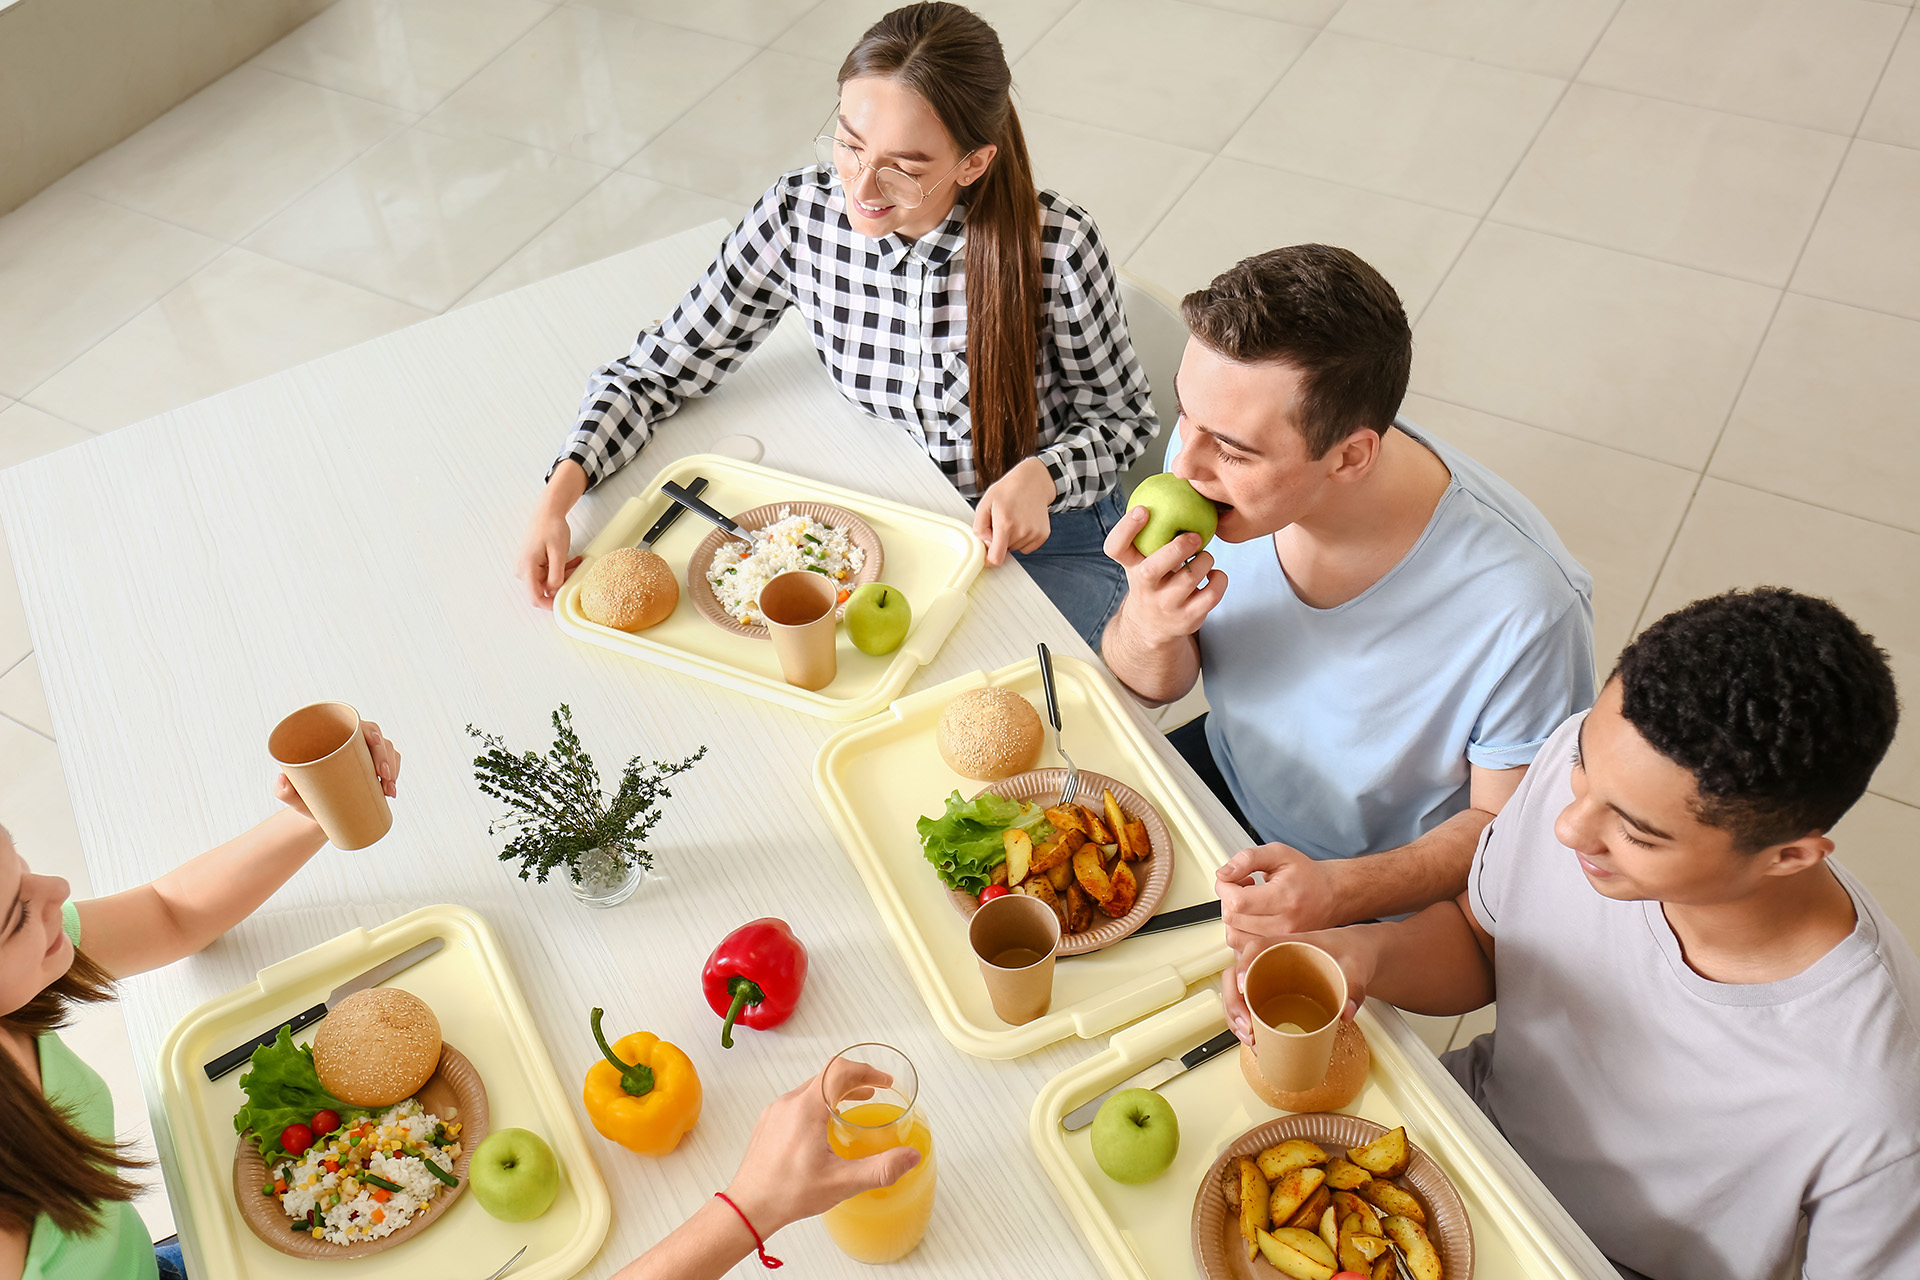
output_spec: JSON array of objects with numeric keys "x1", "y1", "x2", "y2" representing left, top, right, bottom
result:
[
  {"x1": 518, "y1": 2, "x2": 1154, "y2": 647},
  {"x1": 0, "y1": 725, "x2": 400, "y2": 1280}
]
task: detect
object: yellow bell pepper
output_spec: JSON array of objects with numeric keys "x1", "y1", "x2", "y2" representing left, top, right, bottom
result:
[{"x1": 583, "y1": 1007, "x2": 702, "y2": 1156}]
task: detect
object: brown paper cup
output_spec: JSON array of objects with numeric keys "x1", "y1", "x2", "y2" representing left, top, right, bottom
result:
[
  {"x1": 1244, "y1": 941, "x2": 1347, "y2": 1093},
  {"x1": 269, "y1": 701, "x2": 391, "y2": 851},
  {"x1": 968, "y1": 893, "x2": 1061, "y2": 1025},
  {"x1": 759, "y1": 571, "x2": 838, "y2": 691}
]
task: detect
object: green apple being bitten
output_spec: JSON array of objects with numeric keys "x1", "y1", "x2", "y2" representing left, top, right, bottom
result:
[
  {"x1": 844, "y1": 583, "x2": 911, "y2": 655},
  {"x1": 470, "y1": 1127, "x2": 560, "y2": 1222},
  {"x1": 1128, "y1": 473, "x2": 1218, "y2": 556},
  {"x1": 1090, "y1": 1088, "x2": 1179, "y2": 1184}
]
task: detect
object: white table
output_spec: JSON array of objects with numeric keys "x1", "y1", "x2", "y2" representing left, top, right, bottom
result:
[{"x1": 1, "y1": 223, "x2": 1606, "y2": 1278}]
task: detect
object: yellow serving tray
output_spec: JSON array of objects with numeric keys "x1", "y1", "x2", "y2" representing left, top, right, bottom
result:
[
  {"x1": 1030, "y1": 992, "x2": 1617, "y2": 1280},
  {"x1": 812, "y1": 654, "x2": 1236, "y2": 1059},
  {"x1": 554, "y1": 454, "x2": 984, "y2": 721},
  {"x1": 156, "y1": 905, "x2": 610, "y2": 1280}
]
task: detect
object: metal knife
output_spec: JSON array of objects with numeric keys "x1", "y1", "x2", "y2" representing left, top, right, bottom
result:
[
  {"x1": 1132, "y1": 899, "x2": 1223, "y2": 936},
  {"x1": 1061, "y1": 1028, "x2": 1239, "y2": 1130},
  {"x1": 639, "y1": 476, "x2": 705, "y2": 550},
  {"x1": 659, "y1": 479, "x2": 751, "y2": 543},
  {"x1": 203, "y1": 938, "x2": 445, "y2": 1081}
]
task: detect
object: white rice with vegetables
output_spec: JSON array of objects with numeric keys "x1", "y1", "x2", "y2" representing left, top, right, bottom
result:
[
  {"x1": 706, "y1": 509, "x2": 865, "y2": 626},
  {"x1": 272, "y1": 1100, "x2": 464, "y2": 1245}
]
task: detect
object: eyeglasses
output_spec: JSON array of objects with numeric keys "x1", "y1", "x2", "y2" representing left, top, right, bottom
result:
[{"x1": 813, "y1": 135, "x2": 973, "y2": 211}]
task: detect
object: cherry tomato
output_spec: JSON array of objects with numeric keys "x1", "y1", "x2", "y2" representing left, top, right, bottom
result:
[
  {"x1": 280, "y1": 1123, "x2": 314, "y2": 1157},
  {"x1": 310, "y1": 1109, "x2": 340, "y2": 1136},
  {"x1": 979, "y1": 885, "x2": 1009, "y2": 904}
]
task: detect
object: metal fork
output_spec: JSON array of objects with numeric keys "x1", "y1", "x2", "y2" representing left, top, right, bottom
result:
[
  {"x1": 1036, "y1": 642, "x2": 1079, "y2": 806},
  {"x1": 479, "y1": 1246, "x2": 528, "y2": 1280}
]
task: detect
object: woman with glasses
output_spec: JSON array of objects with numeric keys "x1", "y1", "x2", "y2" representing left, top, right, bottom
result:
[{"x1": 517, "y1": 2, "x2": 1155, "y2": 648}]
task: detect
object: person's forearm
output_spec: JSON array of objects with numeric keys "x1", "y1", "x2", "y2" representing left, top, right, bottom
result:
[
  {"x1": 610, "y1": 1198, "x2": 758, "y2": 1280},
  {"x1": 542, "y1": 459, "x2": 589, "y2": 516},
  {"x1": 1100, "y1": 598, "x2": 1199, "y2": 706},
  {"x1": 80, "y1": 809, "x2": 327, "y2": 977},
  {"x1": 1325, "y1": 809, "x2": 1489, "y2": 923},
  {"x1": 1340, "y1": 902, "x2": 1495, "y2": 1016}
]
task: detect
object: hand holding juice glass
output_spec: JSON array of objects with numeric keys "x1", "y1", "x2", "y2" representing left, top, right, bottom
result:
[{"x1": 821, "y1": 1043, "x2": 936, "y2": 1263}]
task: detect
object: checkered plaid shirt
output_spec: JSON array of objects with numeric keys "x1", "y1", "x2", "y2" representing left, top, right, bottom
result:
[{"x1": 557, "y1": 167, "x2": 1156, "y2": 509}]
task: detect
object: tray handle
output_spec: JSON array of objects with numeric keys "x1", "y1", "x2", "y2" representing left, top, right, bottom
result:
[
  {"x1": 897, "y1": 587, "x2": 970, "y2": 668},
  {"x1": 1068, "y1": 967, "x2": 1189, "y2": 1040},
  {"x1": 255, "y1": 928, "x2": 373, "y2": 995}
]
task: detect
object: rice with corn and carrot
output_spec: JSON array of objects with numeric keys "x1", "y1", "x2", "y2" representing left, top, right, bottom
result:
[
  {"x1": 271, "y1": 1101, "x2": 463, "y2": 1245},
  {"x1": 706, "y1": 509, "x2": 865, "y2": 626}
]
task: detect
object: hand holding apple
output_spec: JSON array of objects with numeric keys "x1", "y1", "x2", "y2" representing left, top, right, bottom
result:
[{"x1": 1128, "y1": 473, "x2": 1218, "y2": 555}]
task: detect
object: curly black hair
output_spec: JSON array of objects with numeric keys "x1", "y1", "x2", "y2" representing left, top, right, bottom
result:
[{"x1": 1613, "y1": 587, "x2": 1899, "y2": 851}]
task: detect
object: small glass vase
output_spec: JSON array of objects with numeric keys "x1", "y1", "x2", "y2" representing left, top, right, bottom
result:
[{"x1": 567, "y1": 845, "x2": 645, "y2": 908}]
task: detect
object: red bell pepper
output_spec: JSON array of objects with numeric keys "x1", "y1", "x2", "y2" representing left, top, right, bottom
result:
[{"x1": 702, "y1": 918, "x2": 808, "y2": 1049}]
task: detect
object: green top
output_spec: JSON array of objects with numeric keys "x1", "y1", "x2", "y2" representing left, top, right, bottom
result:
[{"x1": 21, "y1": 902, "x2": 158, "y2": 1280}]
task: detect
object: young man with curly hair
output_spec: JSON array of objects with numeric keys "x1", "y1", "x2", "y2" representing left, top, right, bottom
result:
[{"x1": 1222, "y1": 588, "x2": 1917, "y2": 1280}]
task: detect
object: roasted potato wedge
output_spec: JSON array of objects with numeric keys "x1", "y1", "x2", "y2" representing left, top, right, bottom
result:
[
  {"x1": 1338, "y1": 1221, "x2": 1381, "y2": 1275},
  {"x1": 1358, "y1": 1178, "x2": 1426, "y2": 1227},
  {"x1": 1237, "y1": 1157, "x2": 1269, "y2": 1260},
  {"x1": 1016, "y1": 877, "x2": 1067, "y2": 929},
  {"x1": 1371, "y1": 1255, "x2": 1395, "y2": 1280},
  {"x1": 1099, "y1": 859, "x2": 1137, "y2": 917},
  {"x1": 989, "y1": 861, "x2": 1008, "y2": 885},
  {"x1": 1064, "y1": 882, "x2": 1095, "y2": 933},
  {"x1": 1331, "y1": 1191, "x2": 1379, "y2": 1233},
  {"x1": 1350, "y1": 1235, "x2": 1389, "y2": 1263},
  {"x1": 1383, "y1": 1216, "x2": 1442, "y2": 1280},
  {"x1": 1002, "y1": 828, "x2": 1032, "y2": 886},
  {"x1": 1079, "y1": 803, "x2": 1114, "y2": 844},
  {"x1": 1267, "y1": 1166, "x2": 1325, "y2": 1225},
  {"x1": 1255, "y1": 1229, "x2": 1336, "y2": 1280},
  {"x1": 1029, "y1": 837, "x2": 1071, "y2": 875},
  {"x1": 1318, "y1": 1204, "x2": 1339, "y2": 1256},
  {"x1": 1046, "y1": 861, "x2": 1074, "y2": 892},
  {"x1": 1122, "y1": 819, "x2": 1150, "y2": 861},
  {"x1": 1256, "y1": 1139, "x2": 1330, "y2": 1182},
  {"x1": 1348, "y1": 1126, "x2": 1410, "y2": 1179},
  {"x1": 1285, "y1": 1184, "x2": 1332, "y2": 1230},
  {"x1": 1072, "y1": 843, "x2": 1113, "y2": 902},
  {"x1": 1102, "y1": 790, "x2": 1129, "y2": 841},
  {"x1": 1325, "y1": 1156, "x2": 1372, "y2": 1190},
  {"x1": 1044, "y1": 805, "x2": 1086, "y2": 836},
  {"x1": 1271, "y1": 1226, "x2": 1336, "y2": 1270}
]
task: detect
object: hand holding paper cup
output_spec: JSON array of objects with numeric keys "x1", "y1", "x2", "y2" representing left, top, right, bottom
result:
[
  {"x1": 270, "y1": 701, "x2": 394, "y2": 850},
  {"x1": 969, "y1": 893, "x2": 1061, "y2": 1025},
  {"x1": 1244, "y1": 941, "x2": 1348, "y2": 1093}
]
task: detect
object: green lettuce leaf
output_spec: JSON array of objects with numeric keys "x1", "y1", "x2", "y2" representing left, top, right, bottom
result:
[
  {"x1": 232, "y1": 1026, "x2": 371, "y2": 1160},
  {"x1": 916, "y1": 790, "x2": 1052, "y2": 894}
]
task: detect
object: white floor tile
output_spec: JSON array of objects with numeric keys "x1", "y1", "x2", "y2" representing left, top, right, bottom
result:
[
  {"x1": 0, "y1": 654, "x2": 52, "y2": 738},
  {"x1": 624, "y1": 48, "x2": 841, "y2": 205},
  {"x1": 0, "y1": 188, "x2": 222, "y2": 400},
  {"x1": 1710, "y1": 293, "x2": 1920, "y2": 536},
  {"x1": 574, "y1": 0, "x2": 821, "y2": 44},
  {"x1": 1639, "y1": 479, "x2": 1920, "y2": 807},
  {"x1": 244, "y1": 126, "x2": 607, "y2": 312},
  {"x1": 0, "y1": 400, "x2": 93, "y2": 470},
  {"x1": 1492, "y1": 83, "x2": 1847, "y2": 286},
  {"x1": 1023, "y1": 112, "x2": 1212, "y2": 265},
  {"x1": 1330, "y1": 0, "x2": 1619, "y2": 77},
  {"x1": 1792, "y1": 140, "x2": 1920, "y2": 323},
  {"x1": 1581, "y1": 0, "x2": 1905, "y2": 133},
  {"x1": 1403, "y1": 394, "x2": 1696, "y2": 668},
  {"x1": 24, "y1": 248, "x2": 430, "y2": 432},
  {"x1": 1832, "y1": 793, "x2": 1920, "y2": 950},
  {"x1": 422, "y1": 7, "x2": 756, "y2": 168},
  {"x1": 1226, "y1": 33, "x2": 1564, "y2": 216},
  {"x1": 460, "y1": 173, "x2": 739, "y2": 306},
  {"x1": 63, "y1": 66, "x2": 412, "y2": 243},
  {"x1": 1127, "y1": 157, "x2": 1478, "y2": 319},
  {"x1": 253, "y1": 0, "x2": 555, "y2": 114},
  {"x1": 1014, "y1": 0, "x2": 1316, "y2": 150},
  {"x1": 775, "y1": 0, "x2": 1081, "y2": 64},
  {"x1": 1860, "y1": 19, "x2": 1920, "y2": 147},
  {"x1": 1412, "y1": 222, "x2": 1777, "y2": 469}
]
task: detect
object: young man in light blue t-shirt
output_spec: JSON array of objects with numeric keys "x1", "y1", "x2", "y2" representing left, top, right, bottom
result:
[{"x1": 1102, "y1": 245, "x2": 1595, "y2": 937}]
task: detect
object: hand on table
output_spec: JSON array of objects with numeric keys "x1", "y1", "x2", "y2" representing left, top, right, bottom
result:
[
  {"x1": 519, "y1": 506, "x2": 583, "y2": 610},
  {"x1": 1102, "y1": 506, "x2": 1228, "y2": 643},
  {"x1": 274, "y1": 722, "x2": 400, "y2": 818},
  {"x1": 972, "y1": 457, "x2": 1056, "y2": 566},
  {"x1": 1222, "y1": 925, "x2": 1376, "y2": 1046}
]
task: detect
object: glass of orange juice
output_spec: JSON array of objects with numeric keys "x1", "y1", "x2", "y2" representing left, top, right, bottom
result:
[{"x1": 820, "y1": 1043, "x2": 936, "y2": 1263}]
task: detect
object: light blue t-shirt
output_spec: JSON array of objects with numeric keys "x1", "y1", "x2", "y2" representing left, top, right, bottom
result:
[{"x1": 1187, "y1": 417, "x2": 1595, "y2": 860}]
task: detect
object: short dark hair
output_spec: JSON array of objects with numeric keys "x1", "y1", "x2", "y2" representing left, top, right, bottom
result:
[
  {"x1": 1613, "y1": 588, "x2": 1900, "y2": 852},
  {"x1": 1180, "y1": 245, "x2": 1412, "y2": 458}
]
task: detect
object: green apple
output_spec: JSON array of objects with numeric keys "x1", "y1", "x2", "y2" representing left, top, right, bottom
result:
[
  {"x1": 470, "y1": 1127, "x2": 560, "y2": 1222},
  {"x1": 1089, "y1": 1087, "x2": 1179, "y2": 1184},
  {"x1": 1129, "y1": 473, "x2": 1218, "y2": 556},
  {"x1": 844, "y1": 583, "x2": 911, "y2": 655}
]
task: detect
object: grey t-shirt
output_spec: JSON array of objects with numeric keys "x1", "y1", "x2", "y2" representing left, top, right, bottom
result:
[{"x1": 1446, "y1": 713, "x2": 1920, "y2": 1280}]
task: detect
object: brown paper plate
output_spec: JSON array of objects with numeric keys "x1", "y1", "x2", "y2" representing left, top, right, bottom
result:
[
  {"x1": 233, "y1": 1043, "x2": 491, "y2": 1260},
  {"x1": 685, "y1": 501, "x2": 884, "y2": 638},
  {"x1": 946, "y1": 770, "x2": 1172, "y2": 957},
  {"x1": 1192, "y1": 1112, "x2": 1474, "y2": 1280}
]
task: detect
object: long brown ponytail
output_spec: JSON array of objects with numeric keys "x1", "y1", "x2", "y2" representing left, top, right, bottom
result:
[
  {"x1": 839, "y1": 3, "x2": 1042, "y2": 488},
  {"x1": 0, "y1": 949, "x2": 147, "y2": 1236}
]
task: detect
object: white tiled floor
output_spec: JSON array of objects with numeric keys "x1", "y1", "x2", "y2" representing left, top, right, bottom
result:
[{"x1": 3, "y1": 0, "x2": 1918, "y2": 1240}]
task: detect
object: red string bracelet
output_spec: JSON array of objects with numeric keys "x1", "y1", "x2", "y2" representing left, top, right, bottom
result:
[{"x1": 714, "y1": 1192, "x2": 783, "y2": 1269}]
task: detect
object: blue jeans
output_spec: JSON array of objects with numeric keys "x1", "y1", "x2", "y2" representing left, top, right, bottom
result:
[
  {"x1": 155, "y1": 1236, "x2": 187, "y2": 1280},
  {"x1": 1009, "y1": 491, "x2": 1129, "y2": 649}
]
